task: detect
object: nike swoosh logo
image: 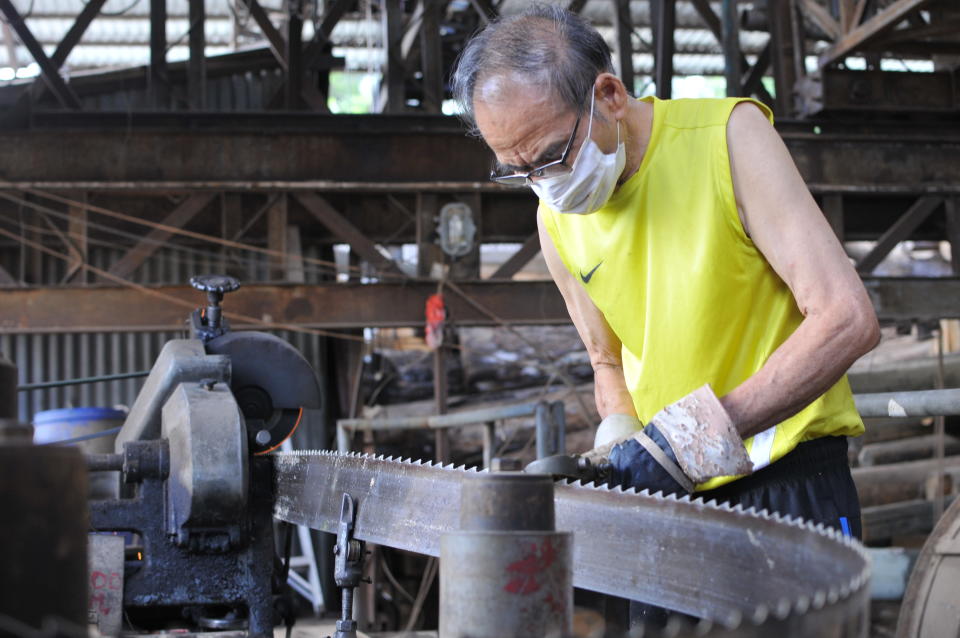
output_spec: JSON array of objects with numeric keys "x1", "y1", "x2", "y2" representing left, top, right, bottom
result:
[{"x1": 579, "y1": 261, "x2": 603, "y2": 284}]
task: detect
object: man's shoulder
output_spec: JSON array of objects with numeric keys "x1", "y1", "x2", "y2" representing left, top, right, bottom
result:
[{"x1": 658, "y1": 97, "x2": 772, "y2": 131}]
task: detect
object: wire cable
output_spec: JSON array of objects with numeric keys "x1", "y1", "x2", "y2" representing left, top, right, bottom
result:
[{"x1": 0, "y1": 224, "x2": 368, "y2": 343}]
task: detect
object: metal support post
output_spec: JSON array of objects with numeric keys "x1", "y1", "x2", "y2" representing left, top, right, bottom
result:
[
  {"x1": 286, "y1": 1, "x2": 303, "y2": 109},
  {"x1": 769, "y1": 0, "x2": 799, "y2": 116},
  {"x1": 614, "y1": 0, "x2": 636, "y2": 95},
  {"x1": 380, "y1": 0, "x2": 405, "y2": 113},
  {"x1": 721, "y1": 0, "x2": 743, "y2": 96},
  {"x1": 433, "y1": 345, "x2": 450, "y2": 462},
  {"x1": 535, "y1": 400, "x2": 566, "y2": 459},
  {"x1": 149, "y1": 0, "x2": 169, "y2": 108},
  {"x1": 419, "y1": 0, "x2": 443, "y2": 113},
  {"x1": 482, "y1": 421, "x2": 495, "y2": 469},
  {"x1": 188, "y1": 0, "x2": 206, "y2": 110},
  {"x1": 652, "y1": 0, "x2": 675, "y2": 99}
]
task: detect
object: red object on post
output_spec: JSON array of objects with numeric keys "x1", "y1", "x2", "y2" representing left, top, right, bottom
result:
[{"x1": 425, "y1": 293, "x2": 446, "y2": 350}]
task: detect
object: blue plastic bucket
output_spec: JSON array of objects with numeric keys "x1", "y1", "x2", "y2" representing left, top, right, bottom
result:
[
  {"x1": 33, "y1": 408, "x2": 127, "y2": 499},
  {"x1": 33, "y1": 407, "x2": 126, "y2": 452}
]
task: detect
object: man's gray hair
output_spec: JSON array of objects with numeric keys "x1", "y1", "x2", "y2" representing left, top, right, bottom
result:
[{"x1": 451, "y1": 3, "x2": 614, "y2": 135}]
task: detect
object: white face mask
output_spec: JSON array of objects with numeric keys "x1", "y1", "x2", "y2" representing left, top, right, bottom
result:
[{"x1": 530, "y1": 90, "x2": 626, "y2": 215}]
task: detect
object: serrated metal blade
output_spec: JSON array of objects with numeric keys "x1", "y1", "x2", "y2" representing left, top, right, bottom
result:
[{"x1": 272, "y1": 451, "x2": 870, "y2": 635}]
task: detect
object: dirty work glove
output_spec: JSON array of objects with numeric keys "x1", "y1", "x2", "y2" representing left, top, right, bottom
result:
[{"x1": 604, "y1": 385, "x2": 754, "y2": 496}]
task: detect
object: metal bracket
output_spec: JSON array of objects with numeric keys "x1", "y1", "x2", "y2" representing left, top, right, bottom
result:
[{"x1": 332, "y1": 493, "x2": 365, "y2": 638}]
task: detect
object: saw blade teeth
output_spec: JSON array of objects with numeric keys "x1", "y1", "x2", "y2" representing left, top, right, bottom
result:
[
  {"x1": 721, "y1": 609, "x2": 742, "y2": 630},
  {"x1": 774, "y1": 597, "x2": 792, "y2": 620},
  {"x1": 750, "y1": 605, "x2": 769, "y2": 625},
  {"x1": 826, "y1": 587, "x2": 840, "y2": 605},
  {"x1": 637, "y1": 488, "x2": 652, "y2": 497},
  {"x1": 812, "y1": 590, "x2": 827, "y2": 609},
  {"x1": 794, "y1": 595, "x2": 810, "y2": 615},
  {"x1": 677, "y1": 493, "x2": 692, "y2": 503}
]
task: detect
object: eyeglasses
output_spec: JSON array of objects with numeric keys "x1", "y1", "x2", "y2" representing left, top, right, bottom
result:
[{"x1": 489, "y1": 107, "x2": 584, "y2": 186}]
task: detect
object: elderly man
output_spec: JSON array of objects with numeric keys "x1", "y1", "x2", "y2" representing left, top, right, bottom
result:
[{"x1": 451, "y1": 1, "x2": 878, "y2": 608}]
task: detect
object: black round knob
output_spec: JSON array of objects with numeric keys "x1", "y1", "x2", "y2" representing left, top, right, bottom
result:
[{"x1": 190, "y1": 275, "x2": 240, "y2": 295}]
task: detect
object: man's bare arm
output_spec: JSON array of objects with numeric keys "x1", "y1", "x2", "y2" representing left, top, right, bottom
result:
[
  {"x1": 722, "y1": 103, "x2": 880, "y2": 439},
  {"x1": 537, "y1": 211, "x2": 636, "y2": 419}
]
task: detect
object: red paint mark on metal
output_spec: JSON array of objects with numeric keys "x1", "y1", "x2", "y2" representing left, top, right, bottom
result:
[{"x1": 503, "y1": 538, "x2": 556, "y2": 595}]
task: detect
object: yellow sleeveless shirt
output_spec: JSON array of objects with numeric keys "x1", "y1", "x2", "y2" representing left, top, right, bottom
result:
[{"x1": 540, "y1": 96, "x2": 863, "y2": 491}]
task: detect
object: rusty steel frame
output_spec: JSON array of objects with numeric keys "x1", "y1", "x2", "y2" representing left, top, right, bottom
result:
[{"x1": 0, "y1": 277, "x2": 958, "y2": 333}]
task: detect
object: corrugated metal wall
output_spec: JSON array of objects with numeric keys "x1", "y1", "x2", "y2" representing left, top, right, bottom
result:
[{"x1": 4, "y1": 243, "x2": 332, "y2": 424}]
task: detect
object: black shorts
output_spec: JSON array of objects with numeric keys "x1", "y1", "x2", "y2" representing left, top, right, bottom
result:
[{"x1": 629, "y1": 435, "x2": 861, "y2": 629}]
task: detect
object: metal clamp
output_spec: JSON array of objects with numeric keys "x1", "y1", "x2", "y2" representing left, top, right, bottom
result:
[{"x1": 331, "y1": 493, "x2": 365, "y2": 638}]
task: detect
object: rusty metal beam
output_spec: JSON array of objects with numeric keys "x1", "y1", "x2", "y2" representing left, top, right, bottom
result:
[
  {"x1": 3, "y1": 116, "x2": 959, "y2": 192},
  {"x1": 819, "y1": 0, "x2": 934, "y2": 67},
  {"x1": 1, "y1": 277, "x2": 959, "y2": 333},
  {"x1": 0, "y1": 0, "x2": 81, "y2": 109},
  {"x1": 488, "y1": 233, "x2": 540, "y2": 280},
  {"x1": 0, "y1": 263, "x2": 16, "y2": 286},
  {"x1": 23, "y1": 0, "x2": 108, "y2": 106},
  {"x1": 294, "y1": 192, "x2": 401, "y2": 273},
  {"x1": 0, "y1": 281, "x2": 569, "y2": 333},
  {"x1": 237, "y1": 0, "x2": 288, "y2": 69},
  {"x1": 798, "y1": 0, "x2": 842, "y2": 40},
  {"x1": 856, "y1": 196, "x2": 943, "y2": 274},
  {"x1": 106, "y1": 193, "x2": 216, "y2": 279}
]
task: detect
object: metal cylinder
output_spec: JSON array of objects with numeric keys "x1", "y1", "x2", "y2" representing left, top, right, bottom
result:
[
  {"x1": 440, "y1": 473, "x2": 573, "y2": 638},
  {"x1": 0, "y1": 445, "x2": 88, "y2": 631},
  {"x1": 459, "y1": 472, "x2": 556, "y2": 532}
]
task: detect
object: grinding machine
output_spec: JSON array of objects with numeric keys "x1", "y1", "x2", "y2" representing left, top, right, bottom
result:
[{"x1": 2, "y1": 275, "x2": 892, "y2": 637}]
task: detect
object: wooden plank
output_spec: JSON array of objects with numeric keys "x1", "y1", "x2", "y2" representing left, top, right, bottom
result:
[
  {"x1": 820, "y1": 0, "x2": 934, "y2": 67},
  {"x1": 856, "y1": 196, "x2": 943, "y2": 274},
  {"x1": 489, "y1": 233, "x2": 540, "y2": 280},
  {"x1": 295, "y1": 192, "x2": 401, "y2": 273},
  {"x1": 0, "y1": 0, "x2": 81, "y2": 109},
  {"x1": 106, "y1": 194, "x2": 215, "y2": 279},
  {"x1": 861, "y1": 499, "x2": 945, "y2": 543}
]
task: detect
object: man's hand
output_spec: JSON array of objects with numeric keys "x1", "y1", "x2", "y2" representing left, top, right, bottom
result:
[{"x1": 605, "y1": 385, "x2": 754, "y2": 494}]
